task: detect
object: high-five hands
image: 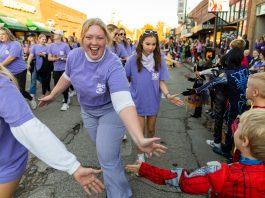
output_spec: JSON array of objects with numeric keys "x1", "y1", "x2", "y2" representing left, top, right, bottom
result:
[
  {"x1": 73, "y1": 166, "x2": 105, "y2": 195},
  {"x1": 138, "y1": 137, "x2": 167, "y2": 158},
  {"x1": 166, "y1": 94, "x2": 184, "y2": 106}
]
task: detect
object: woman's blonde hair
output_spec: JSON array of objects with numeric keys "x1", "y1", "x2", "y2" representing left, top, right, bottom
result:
[
  {"x1": 38, "y1": 34, "x2": 46, "y2": 40},
  {"x1": 249, "y1": 72, "x2": 265, "y2": 98},
  {"x1": 80, "y1": 18, "x2": 111, "y2": 46},
  {"x1": 238, "y1": 109, "x2": 265, "y2": 161},
  {"x1": 0, "y1": 27, "x2": 17, "y2": 41},
  {"x1": 0, "y1": 64, "x2": 18, "y2": 87}
]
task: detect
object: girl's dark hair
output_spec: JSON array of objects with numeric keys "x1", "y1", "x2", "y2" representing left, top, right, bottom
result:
[
  {"x1": 136, "y1": 30, "x2": 161, "y2": 72},
  {"x1": 260, "y1": 50, "x2": 265, "y2": 58},
  {"x1": 119, "y1": 28, "x2": 127, "y2": 48}
]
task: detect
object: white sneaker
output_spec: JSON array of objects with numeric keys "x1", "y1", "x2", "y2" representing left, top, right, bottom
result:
[
  {"x1": 29, "y1": 99, "x2": 37, "y2": 110},
  {"x1": 123, "y1": 134, "x2": 127, "y2": 141},
  {"x1": 60, "y1": 103, "x2": 69, "y2": 111},
  {"x1": 206, "y1": 140, "x2": 221, "y2": 148},
  {"x1": 30, "y1": 94, "x2": 35, "y2": 99},
  {"x1": 137, "y1": 154, "x2": 145, "y2": 162},
  {"x1": 69, "y1": 90, "x2": 76, "y2": 97}
]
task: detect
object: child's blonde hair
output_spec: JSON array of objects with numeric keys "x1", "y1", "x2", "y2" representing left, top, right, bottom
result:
[
  {"x1": 249, "y1": 72, "x2": 265, "y2": 98},
  {"x1": 0, "y1": 64, "x2": 18, "y2": 87},
  {"x1": 239, "y1": 109, "x2": 265, "y2": 161}
]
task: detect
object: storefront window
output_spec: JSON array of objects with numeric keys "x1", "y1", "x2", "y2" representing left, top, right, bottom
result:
[
  {"x1": 240, "y1": 0, "x2": 246, "y2": 18},
  {"x1": 228, "y1": 8, "x2": 231, "y2": 23},
  {"x1": 230, "y1": 5, "x2": 235, "y2": 22},
  {"x1": 245, "y1": 0, "x2": 249, "y2": 18},
  {"x1": 235, "y1": 2, "x2": 240, "y2": 21}
]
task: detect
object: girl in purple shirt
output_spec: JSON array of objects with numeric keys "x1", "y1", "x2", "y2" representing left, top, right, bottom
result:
[
  {"x1": 0, "y1": 27, "x2": 36, "y2": 110},
  {"x1": 118, "y1": 28, "x2": 133, "y2": 56},
  {"x1": 107, "y1": 24, "x2": 128, "y2": 65},
  {"x1": 125, "y1": 30, "x2": 184, "y2": 162},
  {"x1": 27, "y1": 34, "x2": 52, "y2": 100},
  {"x1": 48, "y1": 34, "x2": 71, "y2": 111},
  {"x1": 40, "y1": 18, "x2": 167, "y2": 198},
  {"x1": 0, "y1": 65, "x2": 104, "y2": 198}
]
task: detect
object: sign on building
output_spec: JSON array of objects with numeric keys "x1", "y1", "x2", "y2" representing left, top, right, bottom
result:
[
  {"x1": 177, "y1": 0, "x2": 186, "y2": 24},
  {"x1": 208, "y1": 0, "x2": 229, "y2": 12}
]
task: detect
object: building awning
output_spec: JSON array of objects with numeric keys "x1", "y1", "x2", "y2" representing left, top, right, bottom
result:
[
  {"x1": 26, "y1": 19, "x2": 51, "y2": 33},
  {"x1": 181, "y1": 33, "x2": 193, "y2": 38},
  {"x1": 0, "y1": 16, "x2": 28, "y2": 31}
]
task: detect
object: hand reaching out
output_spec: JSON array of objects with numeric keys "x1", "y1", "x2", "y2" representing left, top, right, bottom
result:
[
  {"x1": 138, "y1": 137, "x2": 167, "y2": 157},
  {"x1": 181, "y1": 88, "x2": 196, "y2": 96},
  {"x1": 166, "y1": 94, "x2": 184, "y2": 106},
  {"x1": 73, "y1": 166, "x2": 105, "y2": 195},
  {"x1": 125, "y1": 160, "x2": 141, "y2": 175}
]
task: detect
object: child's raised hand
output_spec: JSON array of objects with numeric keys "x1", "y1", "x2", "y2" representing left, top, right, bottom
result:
[{"x1": 125, "y1": 160, "x2": 142, "y2": 175}]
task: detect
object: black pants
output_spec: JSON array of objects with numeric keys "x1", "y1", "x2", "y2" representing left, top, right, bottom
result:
[
  {"x1": 53, "y1": 71, "x2": 69, "y2": 103},
  {"x1": 70, "y1": 84, "x2": 75, "y2": 91},
  {"x1": 15, "y1": 69, "x2": 33, "y2": 101},
  {"x1": 38, "y1": 70, "x2": 51, "y2": 95},
  {"x1": 213, "y1": 87, "x2": 227, "y2": 144}
]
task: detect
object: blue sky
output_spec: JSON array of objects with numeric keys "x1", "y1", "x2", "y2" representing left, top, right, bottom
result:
[{"x1": 54, "y1": 0, "x2": 202, "y2": 29}]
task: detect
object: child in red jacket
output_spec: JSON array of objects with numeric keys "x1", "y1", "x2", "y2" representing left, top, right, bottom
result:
[{"x1": 126, "y1": 109, "x2": 265, "y2": 198}]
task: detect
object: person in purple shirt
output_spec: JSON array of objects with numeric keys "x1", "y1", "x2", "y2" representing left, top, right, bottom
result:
[
  {"x1": 118, "y1": 28, "x2": 133, "y2": 56},
  {"x1": 125, "y1": 30, "x2": 184, "y2": 162},
  {"x1": 0, "y1": 65, "x2": 104, "y2": 198},
  {"x1": 107, "y1": 24, "x2": 128, "y2": 65},
  {"x1": 27, "y1": 34, "x2": 52, "y2": 99},
  {"x1": 48, "y1": 34, "x2": 71, "y2": 111},
  {"x1": 39, "y1": 18, "x2": 167, "y2": 198},
  {"x1": 0, "y1": 27, "x2": 36, "y2": 110}
]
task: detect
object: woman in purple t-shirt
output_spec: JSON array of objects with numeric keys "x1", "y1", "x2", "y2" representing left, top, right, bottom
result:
[
  {"x1": 39, "y1": 18, "x2": 167, "y2": 198},
  {"x1": 125, "y1": 30, "x2": 184, "y2": 162},
  {"x1": 0, "y1": 65, "x2": 104, "y2": 198},
  {"x1": 107, "y1": 24, "x2": 128, "y2": 65},
  {"x1": 0, "y1": 27, "x2": 36, "y2": 109}
]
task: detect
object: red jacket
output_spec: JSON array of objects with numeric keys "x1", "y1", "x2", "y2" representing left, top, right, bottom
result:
[{"x1": 139, "y1": 161, "x2": 265, "y2": 197}]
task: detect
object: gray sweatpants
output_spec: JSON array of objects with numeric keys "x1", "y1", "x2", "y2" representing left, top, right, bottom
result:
[{"x1": 81, "y1": 103, "x2": 132, "y2": 198}]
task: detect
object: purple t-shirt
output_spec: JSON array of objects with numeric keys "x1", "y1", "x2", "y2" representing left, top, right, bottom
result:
[
  {"x1": 0, "y1": 41, "x2": 26, "y2": 75},
  {"x1": 48, "y1": 42, "x2": 70, "y2": 71},
  {"x1": 121, "y1": 43, "x2": 133, "y2": 56},
  {"x1": 0, "y1": 74, "x2": 34, "y2": 183},
  {"x1": 65, "y1": 47, "x2": 130, "y2": 108},
  {"x1": 110, "y1": 43, "x2": 128, "y2": 58},
  {"x1": 30, "y1": 44, "x2": 49, "y2": 71},
  {"x1": 125, "y1": 54, "x2": 170, "y2": 116}
]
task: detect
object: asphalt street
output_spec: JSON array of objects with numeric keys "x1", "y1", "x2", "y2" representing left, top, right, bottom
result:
[{"x1": 15, "y1": 65, "x2": 224, "y2": 198}]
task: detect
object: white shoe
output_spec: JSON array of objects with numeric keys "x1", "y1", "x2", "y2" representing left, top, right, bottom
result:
[
  {"x1": 69, "y1": 90, "x2": 76, "y2": 97},
  {"x1": 137, "y1": 154, "x2": 145, "y2": 162},
  {"x1": 123, "y1": 134, "x2": 127, "y2": 140},
  {"x1": 60, "y1": 103, "x2": 69, "y2": 111},
  {"x1": 29, "y1": 99, "x2": 37, "y2": 110},
  {"x1": 206, "y1": 140, "x2": 221, "y2": 148},
  {"x1": 30, "y1": 94, "x2": 35, "y2": 99}
]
